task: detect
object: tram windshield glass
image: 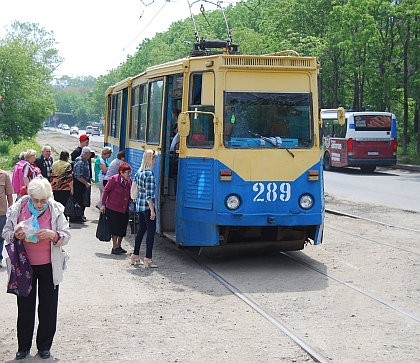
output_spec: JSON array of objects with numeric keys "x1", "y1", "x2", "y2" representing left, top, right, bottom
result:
[{"x1": 224, "y1": 92, "x2": 313, "y2": 149}]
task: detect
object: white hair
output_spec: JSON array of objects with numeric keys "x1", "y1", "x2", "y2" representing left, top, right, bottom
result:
[{"x1": 28, "y1": 176, "x2": 53, "y2": 199}]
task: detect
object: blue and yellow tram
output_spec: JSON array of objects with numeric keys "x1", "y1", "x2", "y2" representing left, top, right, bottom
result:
[{"x1": 105, "y1": 44, "x2": 324, "y2": 251}]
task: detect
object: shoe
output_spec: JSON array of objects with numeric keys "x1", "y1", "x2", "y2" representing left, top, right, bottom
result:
[
  {"x1": 0, "y1": 259, "x2": 2, "y2": 268},
  {"x1": 15, "y1": 351, "x2": 29, "y2": 360},
  {"x1": 117, "y1": 247, "x2": 127, "y2": 253},
  {"x1": 143, "y1": 258, "x2": 157, "y2": 268},
  {"x1": 111, "y1": 248, "x2": 123, "y2": 255},
  {"x1": 81, "y1": 216, "x2": 87, "y2": 222},
  {"x1": 129, "y1": 255, "x2": 143, "y2": 266},
  {"x1": 39, "y1": 350, "x2": 51, "y2": 359}
]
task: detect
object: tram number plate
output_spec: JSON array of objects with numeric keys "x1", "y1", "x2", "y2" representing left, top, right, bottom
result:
[
  {"x1": 368, "y1": 151, "x2": 379, "y2": 155},
  {"x1": 253, "y1": 182, "x2": 291, "y2": 202}
]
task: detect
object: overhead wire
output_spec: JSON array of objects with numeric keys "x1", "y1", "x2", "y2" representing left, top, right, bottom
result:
[{"x1": 108, "y1": 0, "x2": 168, "y2": 69}]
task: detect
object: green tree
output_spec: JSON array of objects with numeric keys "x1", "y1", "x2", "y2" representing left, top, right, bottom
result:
[{"x1": 0, "y1": 21, "x2": 62, "y2": 143}]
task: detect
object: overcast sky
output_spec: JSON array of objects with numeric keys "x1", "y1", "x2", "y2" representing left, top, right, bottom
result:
[{"x1": 1, "y1": 0, "x2": 240, "y2": 78}]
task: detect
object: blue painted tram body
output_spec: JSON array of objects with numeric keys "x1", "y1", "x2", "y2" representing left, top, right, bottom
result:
[{"x1": 105, "y1": 46, "x2": 324, "y2": 251}]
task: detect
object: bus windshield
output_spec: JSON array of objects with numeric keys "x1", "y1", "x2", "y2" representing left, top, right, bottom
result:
[
  {"x1": 224, "y1": 92, "x2": 313, "y2": 149},
  {"x1": 354, "y1": 114, "x2": 392, "y2": 131}
]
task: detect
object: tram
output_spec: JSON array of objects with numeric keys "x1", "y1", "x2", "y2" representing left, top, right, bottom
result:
[{"x1": 105, "y1": 15, "x2": 324, "y2": 251}]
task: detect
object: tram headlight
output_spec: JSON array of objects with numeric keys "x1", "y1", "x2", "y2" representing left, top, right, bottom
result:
[
  {"x1": 299, "y1": 194, "x2": 314, "y2": 210},
  {"x1": 226, "y1": 195, "x2": 241, "y2": 210}
]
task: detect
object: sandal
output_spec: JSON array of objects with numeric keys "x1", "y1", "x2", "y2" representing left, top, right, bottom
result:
[
  {"x1": 129, "y1": 255, "x2": 143, "y2": 266},
  {"x1": 143, "y1": 258, "x2": 157, "y2": 268}
]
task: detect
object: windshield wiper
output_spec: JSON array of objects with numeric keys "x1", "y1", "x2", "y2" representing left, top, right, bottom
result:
[{"x1": 248, "y1": 130, "x2": 294, "y2": 157}]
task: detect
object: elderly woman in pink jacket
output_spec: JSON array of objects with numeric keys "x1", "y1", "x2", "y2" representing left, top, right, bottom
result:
[{"x1": 100, "y1": 162, "x2": 132, "y2": 255}]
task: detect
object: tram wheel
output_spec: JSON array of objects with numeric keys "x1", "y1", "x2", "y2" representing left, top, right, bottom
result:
[{"x1": 323, "y1": 152, "x2": 333, "y2": 171}]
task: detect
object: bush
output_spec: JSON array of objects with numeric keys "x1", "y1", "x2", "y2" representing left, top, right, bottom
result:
[{"x1": 0, "y1": 138, "x2": 41, "y2": 170}]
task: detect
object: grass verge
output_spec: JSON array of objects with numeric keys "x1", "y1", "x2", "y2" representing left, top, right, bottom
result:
[{"x1": 0, "y1": 139, "x2": 41, "y2": 171}]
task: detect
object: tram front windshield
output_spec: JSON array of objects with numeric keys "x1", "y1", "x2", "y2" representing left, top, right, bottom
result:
[{"x1": 224, "y1": 92, "x2": 313, "y2": 149}]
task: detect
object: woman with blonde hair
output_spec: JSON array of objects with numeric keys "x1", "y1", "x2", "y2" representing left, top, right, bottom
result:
[
  {"x1": 22, "y1": 149, "x2": 41, "y2": 191},
  {"x1": 2, "y1": 176, "x2": 71, "y2": 360},
  {"x1": 130, "y1": 149, "x2": 157, "y2": 267}
]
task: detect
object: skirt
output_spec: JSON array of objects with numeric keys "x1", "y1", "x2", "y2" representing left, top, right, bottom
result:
[{"x1": 106, "y1": 208, "x2": 129, "y2": 237}]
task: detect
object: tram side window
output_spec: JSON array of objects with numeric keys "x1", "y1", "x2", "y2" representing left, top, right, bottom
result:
[
  {"x1": 130, "y1": 84, "x2": 147, "y2": 141},
  {"x1": 147, "y1": 80, "x2": 163, "y2": 145},
  {"x1": 108, "y1": 93, "x2": 120, "y2": 138},
  {"x1": 187, "y1": 73, "x2": 214, "y2": 148}
]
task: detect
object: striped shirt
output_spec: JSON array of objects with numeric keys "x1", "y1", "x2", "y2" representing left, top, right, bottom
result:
[{"x1": 134, "y1": 169, "x2": 155, "y2": 212}]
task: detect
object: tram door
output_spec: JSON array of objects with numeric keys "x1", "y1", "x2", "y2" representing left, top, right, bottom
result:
[
  {"x1": 119, "y1": 88, "x2": 128, "y2": 151},
  {"x1": 158, "y1": 74, "x2": 183, "y2": 235}
]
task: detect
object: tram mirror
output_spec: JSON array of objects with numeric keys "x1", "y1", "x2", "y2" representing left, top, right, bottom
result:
[
  {"x1": 201, "y1": 72, "x2": 214, "y2": 106},
  {"x1": 178, "y1": 112, "x2": 190, "y2": 137},
  {"x1": 337, "y1": 107, "x2": 345, "y2": 125}
]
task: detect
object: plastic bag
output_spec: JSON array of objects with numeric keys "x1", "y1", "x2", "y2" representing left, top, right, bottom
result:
[
  {"x1": 19, "y1": 216, "x2": 39, "y2": 243},
  {"x1": 96, "y1": 212, "x2": 111, "y2": 242},
  {"x1": 64, "y1": 195, "x2": 83, "y2": 217}
]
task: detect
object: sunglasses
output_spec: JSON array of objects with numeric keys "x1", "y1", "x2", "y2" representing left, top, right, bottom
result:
[{"x1": 31, "y1": 198, "x2": 48, "y2": 205}]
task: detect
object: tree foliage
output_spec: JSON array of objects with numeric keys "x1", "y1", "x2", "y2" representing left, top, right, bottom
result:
[{"x1": 0, "y1": 21, "x2": 61, "y2": 143}]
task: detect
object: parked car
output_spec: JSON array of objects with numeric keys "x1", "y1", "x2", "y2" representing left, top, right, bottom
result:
[
  {"x1": 62, "y1": 124, "x2": 70, "y2": 130},
  {"x1": 57, "y1": 123, "x2": 64, "y2": 129},
  {"x1": 85, "y1": 126, "x2": 93, "y2": 135},
  {"x1": 92, "y1": 126, "x2": 101, "y2": 136},
  {"x1": 70, "y1": 126, "x2": 79, "y2": 135}
]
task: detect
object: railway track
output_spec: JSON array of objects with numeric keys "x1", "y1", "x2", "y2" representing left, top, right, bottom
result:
[{"x1": 182, "y1": 208, "x2": 420, "y2": 362}]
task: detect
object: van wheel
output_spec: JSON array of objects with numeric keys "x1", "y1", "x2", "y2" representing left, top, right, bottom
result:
[
  {"x1": 323, "y1": 152, "x2": 333, "y2": 171},
  {"x1": 361, "y1": 165, "x2": 376, "y2": 173}
]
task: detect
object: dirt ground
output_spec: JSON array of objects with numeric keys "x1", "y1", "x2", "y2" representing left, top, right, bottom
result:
[
  {"x1": 0, "y1": 129, "x2": 418, "y2": 362},
  {"x1": 0, "y1": 130, "x2": 314, "y2": 362}
]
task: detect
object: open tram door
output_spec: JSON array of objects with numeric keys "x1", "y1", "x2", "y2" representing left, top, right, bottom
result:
[{"x1": 157, "y1": 73, "x2": 184, "y2": 240}]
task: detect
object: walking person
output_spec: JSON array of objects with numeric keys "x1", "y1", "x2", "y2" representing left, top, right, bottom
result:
[
  {"x1": 12, "y1": 152, "x2": 26, "y2": 199},
  {"x1": 71, "y1": 134, "x2": 95, "y2": 180},
  {"x1": 103, "y1": 150, "x2": 125, "y2": 187},
  {"x1": 35, "y1": 146, "x2": 54, "y2": 180},
  {"x1": 22, "y1": 149, "x2": 41, "y2": 193},
  {"x1": 94, "y1": 147, "x2": 112, "y2": 209},
  {"x1": 100, "y1": 162, "x2": 132, "y2": 255},
  {"x1": 2, "y1": 177, "x2": 71, "y2": 360},
  {"x1": 131, "y1": 150, "x2": 158, "y2": 268},
  {"x1": 0, "y1": 168, "x2": 13, "y2": 268},
  {"x1": 72, "y1": 147, "x2": 92, "y2": 223},
  {"x1": 50, "y1": 151, "x2": 73, "y2": 210}
]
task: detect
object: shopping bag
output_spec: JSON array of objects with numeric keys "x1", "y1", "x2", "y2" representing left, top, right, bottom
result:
[
  {"x1": 64, "y1": 195, "x2": 83, "y2": 217},
  {"x1": 82, "y1": 187, "x2": 91, "y2": 207},
  {"x1": 5, "y1": 238, "x2": 33, "y2": 297},
  {"x1": 96, "y1": 212, "x2": 111, "y2": 241}
]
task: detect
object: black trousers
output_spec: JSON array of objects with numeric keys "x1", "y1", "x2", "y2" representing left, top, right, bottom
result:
[{"x1": 17, "y1": 263, "x2": 59, "y2": 352}]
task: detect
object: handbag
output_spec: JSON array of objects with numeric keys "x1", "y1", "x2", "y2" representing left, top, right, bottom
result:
[
  {"x1": 64, "y1": 195, "x2": 83, "y2": 217},
  {"x1": 130, "y1": 180, "x2": 138, "y2": 200},
  {"x1": 82, "y1": 187, "x2": 91, "y2": 207},
  {"x1": 96, "y1": 212, "x2": 111, "y2": 241},
  {"x1": 5, "y1": 238, "x2": 33, "y2": 297}
]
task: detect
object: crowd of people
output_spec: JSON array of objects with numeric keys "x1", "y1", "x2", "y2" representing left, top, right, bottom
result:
[{"x1": 0, "y1": 133, "x2": 158, "y2": 360}]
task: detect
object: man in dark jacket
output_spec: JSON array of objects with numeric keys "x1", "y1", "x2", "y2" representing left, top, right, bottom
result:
[
  {"x1": 71, "y1": 134, "x2": 95, "y2": 178},
  {"x1": 35, "y1": 146, "x2": 53, "y2": 180}
]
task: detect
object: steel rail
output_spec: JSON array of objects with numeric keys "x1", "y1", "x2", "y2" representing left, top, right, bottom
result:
[
  {"x1": 326, "y1": 208, "x2": 420, "y2": 233},
  {"x1": 282, "y1": 252, "x2": 420, "y2": 323},
  {"x1": 326, "y1": 226, "x2": 420, "y2": 256},
  {"x1": 184, "y1": 249, "x2": 331, "y2": 363}
]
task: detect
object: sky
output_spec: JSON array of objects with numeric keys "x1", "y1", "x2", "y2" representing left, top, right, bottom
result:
[{"x1": 1, "y1": 0, "x2": 241, "y2": 78}]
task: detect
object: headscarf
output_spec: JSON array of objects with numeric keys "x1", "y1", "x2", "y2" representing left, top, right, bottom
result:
[{"x1": 26, "y1": 199, "x2": 49, "y2": 242}]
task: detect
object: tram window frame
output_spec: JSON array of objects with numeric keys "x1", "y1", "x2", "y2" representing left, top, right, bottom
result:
[
  {"x1": 187, "y1": 72, "x2": 215, "y2": 148},
  {"x1": 108, "y1": 93, "x2": 120, "y2": 138},
  {"x1": 146, "y1": 79, "x2": 164, "y2": 145},
  {"x1": 130, "y1": 84, "x2": 147, "y2": 141}
]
